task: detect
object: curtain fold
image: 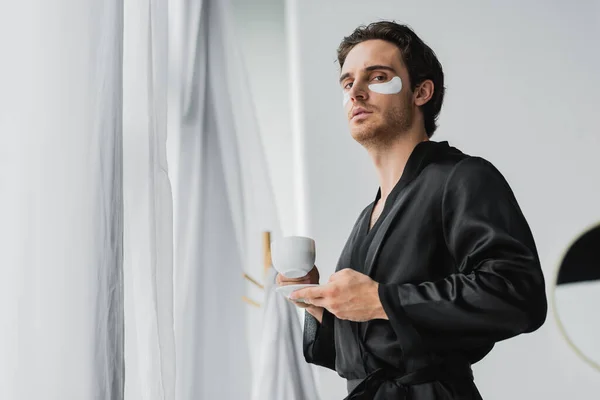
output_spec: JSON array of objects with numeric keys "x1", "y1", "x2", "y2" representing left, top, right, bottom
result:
[
  {"x1": 123, "y1": 0, "x2": 176, "y2": 398},
  {"x1": 0, "y1": 1, "x2": 124, "y2": 399}
]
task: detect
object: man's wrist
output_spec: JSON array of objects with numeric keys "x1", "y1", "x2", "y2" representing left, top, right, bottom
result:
[
  {"x1": 307, "y1": 306, "x2": 324, "y2": 323},
  {"x1": 372, "y1": 282, "x2": 389, "y2": 320}
]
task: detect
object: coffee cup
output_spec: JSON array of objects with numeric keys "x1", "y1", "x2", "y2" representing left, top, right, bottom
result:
[{"x1": 271, "y1": 236, "x2": 316, "y2": 278}]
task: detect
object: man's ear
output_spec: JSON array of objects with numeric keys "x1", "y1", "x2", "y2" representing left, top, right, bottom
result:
[{"x1": 414, "y1": 80, "x2": 434, "y2": 106}]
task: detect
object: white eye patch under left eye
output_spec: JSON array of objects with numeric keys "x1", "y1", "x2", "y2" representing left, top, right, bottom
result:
[
  {"x1": 342, "y1": 76, "x2": 403, "y2": 107},
  {"x1": 369, "y1": 76, "x2": 402, "y2": 94}
]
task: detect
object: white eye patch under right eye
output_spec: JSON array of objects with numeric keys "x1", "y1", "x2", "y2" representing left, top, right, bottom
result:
[{"x1": 368, "y1": 76, "x2": 402, "y2": 94}]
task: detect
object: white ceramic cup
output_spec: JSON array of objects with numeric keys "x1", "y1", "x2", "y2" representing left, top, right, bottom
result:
[{"x1": 271, "y1": 236, "x2": 316, "y2": 278}]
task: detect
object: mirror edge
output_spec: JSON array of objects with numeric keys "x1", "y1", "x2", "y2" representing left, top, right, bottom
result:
[{"x1": 550, "y1": 221, "x2": 600, "y2": 373}]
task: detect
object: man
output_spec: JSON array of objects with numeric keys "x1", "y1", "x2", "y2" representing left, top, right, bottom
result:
[{"x1": 277, "y1": 21, "x2": 547, "y2": 399}]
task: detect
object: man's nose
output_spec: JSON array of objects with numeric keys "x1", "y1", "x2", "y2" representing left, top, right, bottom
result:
[{"x1": 348, "y1": 81, "x2": 369, "y2": 102}]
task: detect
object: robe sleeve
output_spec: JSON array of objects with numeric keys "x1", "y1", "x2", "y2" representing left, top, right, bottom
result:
[
  {"x1": 303, "y1": 308, "x2": 336, "y2": 370},
  {"x1": 378, "y1": 157, "x2": 548, "y2": 350}
]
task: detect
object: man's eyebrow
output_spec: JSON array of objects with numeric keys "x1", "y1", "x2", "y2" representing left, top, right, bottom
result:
[
  {"x1": 365, "y1": 65, "x2": 396, "y2": 74},
  {"x1": 339, "y1": 65, "x2": 397, "y2": 84},
  {"x1": 339, "y1": 72, "x2": 351, "y2": 84}
]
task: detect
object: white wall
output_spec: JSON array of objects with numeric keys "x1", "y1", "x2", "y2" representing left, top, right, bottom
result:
[
  {"x1": 555, "y1": 281, "x2": 600, "y2": 369},
  {"x1": 288, "y1": 0, "x2": 600, "y2": 399}
]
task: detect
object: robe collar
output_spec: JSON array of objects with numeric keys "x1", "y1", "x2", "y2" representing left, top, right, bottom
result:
[{"x1": 364, "y1": 140, "x2": 450, "y2": 277}]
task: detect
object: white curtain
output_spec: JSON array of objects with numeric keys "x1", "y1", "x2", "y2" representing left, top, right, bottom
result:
[
  {"x1": 123, "y1": 0, "x2": 176, "y2": 399},
  {"x1": 0, "y1": 1, "x2": 124, "y2": 399},
  {"x1": 168, "y1": 0, "x2": 280, "y2": 398},
  {"x1": 252, "y1": 270, "x2": 321, "y2": 400},
  {"x1": 1, "y1": 0, "x2": 281, "y2": 398}
]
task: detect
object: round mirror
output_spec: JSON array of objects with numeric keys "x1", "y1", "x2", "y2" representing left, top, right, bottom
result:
[{"x1": 553, "y1": 223, "x2": 600, "y2": 371}]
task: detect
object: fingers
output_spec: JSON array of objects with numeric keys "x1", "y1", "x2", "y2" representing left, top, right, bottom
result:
[
  {"x1": 304, "y1": 297, "x2": 327, "y2": 308},
  {"x1": 290, "y1": 286, "x2": 322, "y2": 301},
  {"x1": 289, "y1": 299, "x2": 310, "y2": 309},
  {"x1": 276, "y1": 265, "x2": 320, "y2": 286},
  {"x1": 276, "y1": 273, "x2": 312, "y2": 286},
  {"x1": 279, "y1": 278, "x2": 313, "y2": 286},
  {"x1": 290, "y1": 286, "x2": 328, "y2": 308},
  {"x1": 288, "y1": 296, "x2": 321, "y2": 309}
]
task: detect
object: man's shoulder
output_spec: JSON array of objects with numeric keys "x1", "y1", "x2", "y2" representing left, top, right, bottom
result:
[
  {"x1": 428, "y1": 144, "x2": 515, "y2": 202},
  {"x1": 426, "y1": 142, "x2": 505, "y2": 184}
]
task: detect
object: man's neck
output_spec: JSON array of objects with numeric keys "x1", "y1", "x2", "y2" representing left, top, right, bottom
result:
[{"x1": 367, "y1": 130, "x2": 429, "y2": 201}]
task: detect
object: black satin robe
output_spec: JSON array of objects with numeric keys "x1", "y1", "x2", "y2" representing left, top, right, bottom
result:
[{"x1": 303, "y1": 141, "x2": 547, "y2": 399}]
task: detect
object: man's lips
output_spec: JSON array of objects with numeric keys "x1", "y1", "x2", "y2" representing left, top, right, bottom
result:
[
  {"x1": 351, "y1": 107, "x2": 372, "y2": 120},
  {"x1": 350, "y1": 111, "x2": 371, "y2": 120}
]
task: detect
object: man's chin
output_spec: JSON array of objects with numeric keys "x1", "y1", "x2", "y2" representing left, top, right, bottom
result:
[
  {"x1": 351, "y1": 126, "x2": 404, "y2": 148},
  {"x1": 350, "y1": 128, "x2": 377, "y2": 146}
]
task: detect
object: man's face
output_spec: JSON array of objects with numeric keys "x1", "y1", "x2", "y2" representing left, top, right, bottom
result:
[{"x1": 339, "y1": 39, "x2": 414, "y2": 147}]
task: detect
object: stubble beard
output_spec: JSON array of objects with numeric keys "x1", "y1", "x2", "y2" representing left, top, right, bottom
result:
[{"x1": 351, "y1": 103, "x2": 414, "y2": 150}]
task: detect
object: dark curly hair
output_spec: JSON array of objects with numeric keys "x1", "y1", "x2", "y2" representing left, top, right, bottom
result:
[{"x1": 337, "y1": 21, "x2": 445, "y2": 137}]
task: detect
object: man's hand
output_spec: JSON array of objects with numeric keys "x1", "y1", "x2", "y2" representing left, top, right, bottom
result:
[
  {"x1": 276, "y1": 266, "x2": 320, "y2": 286},
  {"x1": 290, "y1": 268, "x2": 388, "y2": 322},
  {"x1": 276, "y1": 267, "x2": 324, "y2": 320}
]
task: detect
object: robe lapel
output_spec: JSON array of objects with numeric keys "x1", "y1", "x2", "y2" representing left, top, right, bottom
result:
[
  {"x1": 363, "y1": 141, "x2": 449, "y2": 277},
  {"x1": 363, "y1": 190, "x2": 410, "y2": 277},
  {"x1": 336, "y1": 207, "x2": 370, "y2": 272}
]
